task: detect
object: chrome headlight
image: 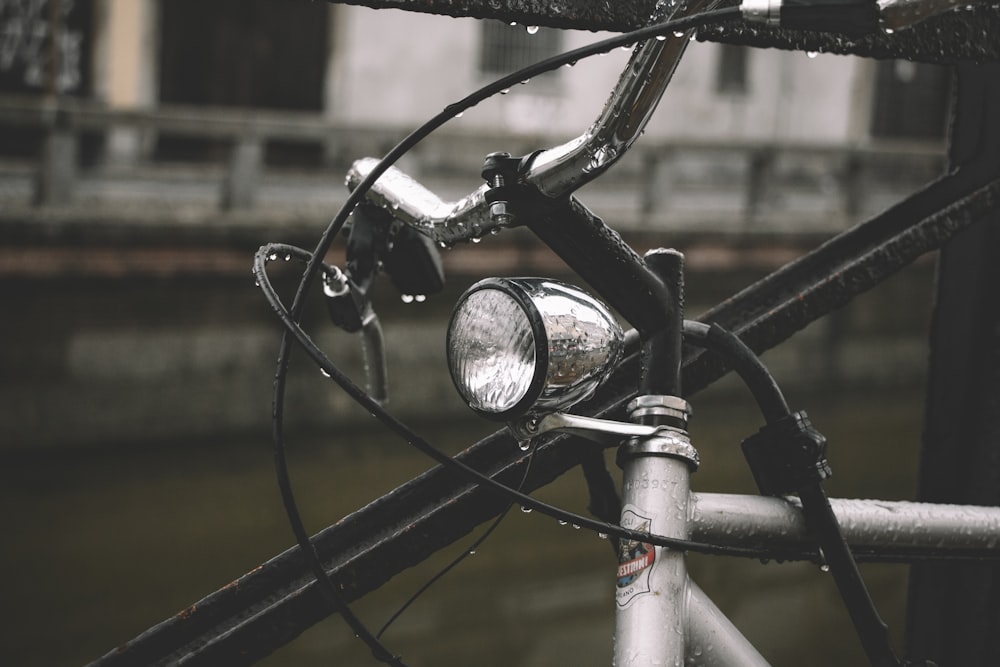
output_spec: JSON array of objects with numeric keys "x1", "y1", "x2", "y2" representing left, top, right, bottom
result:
[{"x1": 447, "y1": 278, "x2": 625, "y2": 421}]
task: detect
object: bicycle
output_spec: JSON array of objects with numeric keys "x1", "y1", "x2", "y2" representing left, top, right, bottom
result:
[{"x1": 88, "y1": 0, "x2": 1000, "y2": 665}]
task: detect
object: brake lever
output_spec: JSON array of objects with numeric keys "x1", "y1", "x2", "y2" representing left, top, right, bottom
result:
[
  {"x1": 323, "y1": 265, "x2": 389, "y2": 405},
  {"x1": 322, "y1": 203, "x2": 446, "y2": 405}
]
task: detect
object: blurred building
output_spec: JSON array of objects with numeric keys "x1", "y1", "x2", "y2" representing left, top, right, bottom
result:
[
  {"x1": 0, "y1": 0, "x2": 950, "y2": 449},
  {"x1": 1, "y1": 0, "x2": 951, "y2": 165}
]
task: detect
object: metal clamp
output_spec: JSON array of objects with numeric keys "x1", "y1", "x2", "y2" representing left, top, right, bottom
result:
[
  {"x1": 627, "y1": 395, "x2": 691, "y2": 427},
  {"x1": 619, "y1": 428, "x2": 700, "y2": 469}
]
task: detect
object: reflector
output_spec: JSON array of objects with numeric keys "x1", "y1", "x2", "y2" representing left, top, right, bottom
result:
[{"x1": 447, "y1": 278, "x2": 624, "y2": 420}]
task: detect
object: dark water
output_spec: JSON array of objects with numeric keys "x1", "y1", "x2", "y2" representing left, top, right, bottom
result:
[{"x1": 1, "y1": 387, "x2": 926, "y2": 667}]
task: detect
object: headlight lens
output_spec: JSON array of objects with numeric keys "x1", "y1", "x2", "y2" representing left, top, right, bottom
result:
[
  {"x1": 447, "y1": 278, "x2": 624, "y2": 420},
  {"x1": 447, "y1": 287, "x2": 537, "y2": 413}
]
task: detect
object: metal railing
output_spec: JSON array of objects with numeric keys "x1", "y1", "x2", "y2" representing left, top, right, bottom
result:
[{"x1": 0, "y1": 94, "x2": 945, "y2": 230}]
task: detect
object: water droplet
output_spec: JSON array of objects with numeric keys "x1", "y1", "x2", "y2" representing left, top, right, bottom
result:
[
  {"x1": 806, "y1": 51, "x2": 818, "y2": 59},
  {"x1": 572, "y1": 523, "x2": 581, "y2": 530},
  {"x1": 520, "y1": 505, "x2": 533, "y2": 513},
  {"x1": 820, "y1": 563, "x2": 830, "y2": 572},
  {"x1": 564, "y1": 60, "x2": 577, "y2": 68},
  {"x1": 688, "y1": 33, "x2": 696, "y2": 42},
  {"x1": 454, "y1": 111, "x2": 464, "y2": 118},
  {"x1": 509, "y1": 21, "x2": 517, "y2": 26},
  {"x1": 598, "y1": 532, "x2": 608, "y2": 540},
  {"x1": 468, "y1": 549, "x2": 477, "y2": 556},
  {"x1": 656, "y1": 34, "x2": 667, "y2": 41},
  {"x1": 401, "y1": 294, "x2": 415, "y2": 303},
  {"x1": 414, "y1": 294, "x2": 427, "y2": 303},
  {"x1": 471, "y1": 236, "x2": 482, "y2": 244},
  {"x1": 500, "y1": 88, "x2": 511, "y2": 95},
  {"x1": 673, "y1": 31, "x2": 685, "y2": 38},
  {"x1": 518, "y1": 440, "x2": 531, "y2": 452},
  {"x1": 558, "y1": 519, "x2": 568, "y2": 526},
  {"x1": 520, "y1": 79, "x2": 531, "y2": 85},
  {"x1": 526, "y1": 25, "x2": 539, "y2": 35},
  {"x1": 267, "y1": 252, "x2": 278, "y2": 261},
  {"x1": 884, "y1": 26, "x2": 895, "y2": 34},
  {"x1": 320, "y1": 368, "x2": 331, "y2": 378}
]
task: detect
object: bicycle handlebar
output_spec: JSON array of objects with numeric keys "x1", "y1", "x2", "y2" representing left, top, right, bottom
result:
[{"x1": 345, "y1": 0, "x2": 715, "y2": 244}]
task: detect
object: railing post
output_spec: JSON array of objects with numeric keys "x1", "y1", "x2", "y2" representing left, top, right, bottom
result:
[
  {"x1": 222, "y1": 135, "x2": 263, "y2": 210},
  {"x1": 906, "y1": 62, "x2": 1000, "y2": 667},
  {"x1": 640, "y1": 146, "x2": 673, "y2": 223},
  {"x1": 745, "y1": 147, "x2": 774, "y2": 227},
  {"x1": 35, "y1": 115, "x2": 77, "y2": 206},
  {"x1": 840, "y1": 150, "x2": 863, "y2": 221}
]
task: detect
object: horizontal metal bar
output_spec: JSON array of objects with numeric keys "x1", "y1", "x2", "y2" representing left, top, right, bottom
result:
[
  {"x1": 324, "y1": 0, "x2": 1000, "y2": 64},
  {"x1": 690, "y1": 493, "x2": 1000, "y2": 559},
  {"x1": 326, "y1": 0, "x2": 660, "y2": 32}
]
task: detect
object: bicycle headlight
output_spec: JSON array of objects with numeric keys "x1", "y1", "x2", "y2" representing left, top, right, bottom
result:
[{"x1": 447, "y1": 278, "x2": 624, "y2": 421}]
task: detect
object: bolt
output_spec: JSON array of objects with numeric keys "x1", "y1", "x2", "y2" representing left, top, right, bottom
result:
[
  {"x1": 482, "y1": 151, "x2": 517, "y2": 227},
  {"x1": 490, "y1": 199, "x2": 513, "y2": 226}
]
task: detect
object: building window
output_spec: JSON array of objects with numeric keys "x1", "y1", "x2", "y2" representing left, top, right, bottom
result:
[
  {"x1": 156, "y1": 0, "x2": 329, "y2": 165},
  {"x1": 0, "y1": 0, "x2": 94, "y2": 158},
  {"x1": 716, "y1": 44, "x2": 749, "y2": 95},
  {"x1": 479, "y1": 21, "x2": 562, "y2": 87},
  {"x1": 0, "y1": 0, "x2": 93, "y2": 96}
]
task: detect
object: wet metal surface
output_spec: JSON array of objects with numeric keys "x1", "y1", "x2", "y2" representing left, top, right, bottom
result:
[
  {"x1": 907, "y1": 62, "x2": 1000, "y2": 665},
  {"x1": 690, "y1": 493, "x2": 1000, "y2": 557},
  {"x1": 709, "y1": 5, "x2": 1000, "y2": 65},
  {"x1": 326, "y1": 0, "x2": 1000, "y2": 63},
  {"x1": 327, "y1": 0, "x2": 661, "y2": 32}
]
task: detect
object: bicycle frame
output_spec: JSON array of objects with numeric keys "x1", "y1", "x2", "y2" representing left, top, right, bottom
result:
[
  {"x1": 341, "y1": 17, "x2": 999, "y2": 665},
  {"x1": 613, "y1": 456, "x2": 1000, "y2": 666}
]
